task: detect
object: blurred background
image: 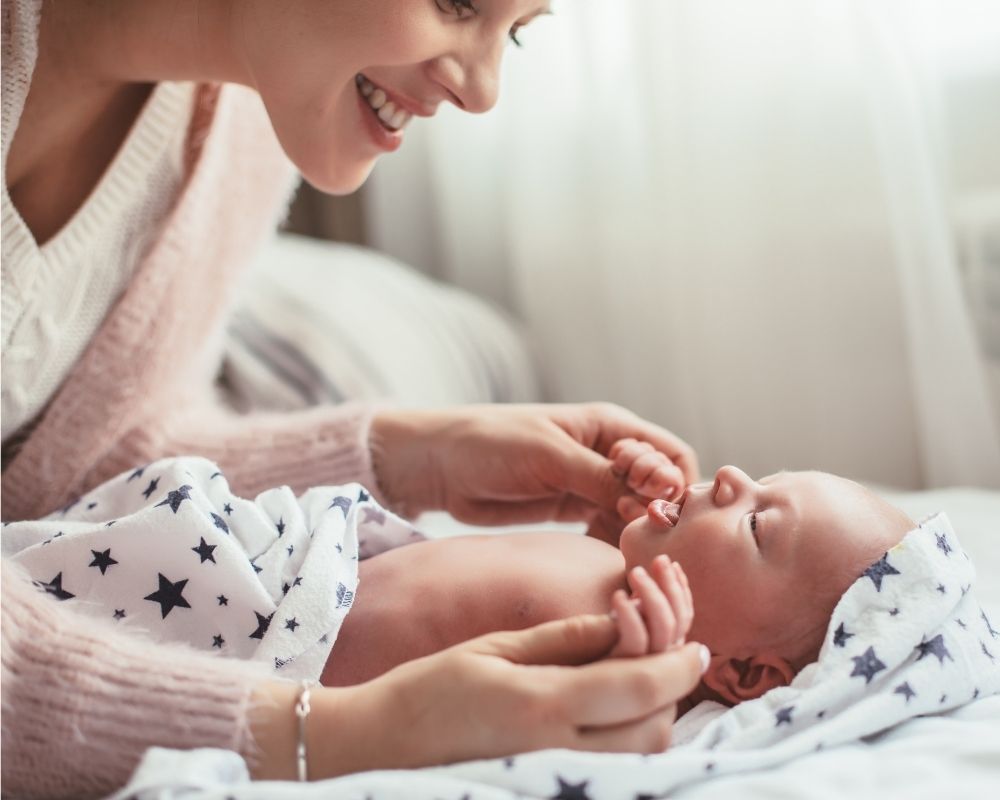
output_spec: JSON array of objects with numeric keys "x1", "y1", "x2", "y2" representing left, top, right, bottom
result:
[{"x1": 281, "y1": 0, "x2": 1000, "y2": 490}]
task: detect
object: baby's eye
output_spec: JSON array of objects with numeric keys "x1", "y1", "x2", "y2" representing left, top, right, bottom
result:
[{"x1": 750, "y1": 512, "x2": 758, "y2": 532}]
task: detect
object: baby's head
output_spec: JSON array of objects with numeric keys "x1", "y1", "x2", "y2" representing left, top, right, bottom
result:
[{"x1": 619, "y1": 466, "x2": 915, "y2": 704}]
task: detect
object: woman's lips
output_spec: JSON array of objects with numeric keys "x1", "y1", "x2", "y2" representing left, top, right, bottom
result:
[{"x1": 648, "y1": 499, "x2": 681, "y2": 528}]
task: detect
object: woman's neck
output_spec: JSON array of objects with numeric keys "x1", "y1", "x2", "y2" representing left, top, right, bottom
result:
[{"x1": 39, "y1": 0, "x2": 247, "y2": 88}]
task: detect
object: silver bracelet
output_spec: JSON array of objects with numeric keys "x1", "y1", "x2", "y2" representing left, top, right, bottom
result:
[{"x1": 294, "y1": 680, "x2": 313, "y2": 781}]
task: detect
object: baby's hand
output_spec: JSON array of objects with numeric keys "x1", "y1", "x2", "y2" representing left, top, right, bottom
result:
[
  {"x1": 609, "y1": 438, "x2": 684, "y2": 521},
  {"x1": 609, "y1": 555, "x2": 694, "y2": 658}
]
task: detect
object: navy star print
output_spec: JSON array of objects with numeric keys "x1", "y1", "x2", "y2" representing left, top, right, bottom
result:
[
  {"x1": 33, "y1": 572, "x2": 75, "y2": 601},
  {"x1": 329, "y1": 496, "x2": 352, "y2": 517},
  {"x1": 850, "y1": 646, "x2": 887, "y2": 684},
  {"x1": 143, "y1": 573, "x2": 192, "y2": 618},
  {"x1": 213, "y1": 634, "x2": 225, "y2": 649},
  {"x1": 89, "y1": 548, "x2": 118, "y2": 575},
  {"x1": 915, "y1": 634, "x2": 953, "y2": 666},
  {"x1": 127, "y1": 467, "x2": 145, "y2": 482},
  {"x1": 141, "y1": 478, "x2": 160, "y2": 500},
  {"x1": 223, "y1": 502, "x2": 233, "y2": 516},
  {"x1": 934, "y1": 532, "x2": 952, "y2": 556},
  {"x1": 113, "y1": 609, "x2": 126, "y2": 621},
  {"x1": 551, "y1": 777, "x2": 592, "y2": 800},
  {"x1": 276, "y1": 517, "x2": 285, "y2": 537},
  {"x1": 775, "y1": 706, "x2": 794, "y2": 726},
  {"x1": 192, "y1": 537, "x2": 217, "y2": 563},
  {"x1": 833, "y1": 623, "x2": 854, "y2": 647},
  {"x1": 250, "y1": 611, "x2": 274, "y2": 640},
  {"x1": 155, "y1": 485, "x2": 193, "y2": 513},
  {"x1": 285, "y1": 617, "x2": 300, "y2": 632},
  {"x1": 863, "y1": 553, "x2": 900, "y2": 592},
  {"x1": 982, "y1": 610, "x2": 999, "y2": 639},
  {"x1": 211, "y1": 512, "x2": 229, "y2": 534},
  {"x1": 894, "y1": 682, "x2": 916, "y2": 703}
]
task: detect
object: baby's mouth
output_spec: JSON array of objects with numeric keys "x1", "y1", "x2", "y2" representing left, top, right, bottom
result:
[{"x1": 649, "y1": 499, "x2": 682, "y2": 528}]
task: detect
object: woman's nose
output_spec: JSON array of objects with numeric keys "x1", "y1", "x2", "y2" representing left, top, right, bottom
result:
[
  {"x1": 430, "y1": 43, "x2": 503, "y2": 114},
  {"x1": 712, "y1": 465, "x2": 754, "y2": 507}
]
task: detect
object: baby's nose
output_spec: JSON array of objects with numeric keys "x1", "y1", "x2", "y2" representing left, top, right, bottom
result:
[{"x1": 713, "y1": 465, "x2": 753, "y2": 505}]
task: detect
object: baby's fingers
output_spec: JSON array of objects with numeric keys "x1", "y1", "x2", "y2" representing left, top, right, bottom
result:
[
  {"x1": 608, "y1": 590, "x2": 648, "y2": 658},
  {"x1": 655, "y1": 558, "x2": 693, "y2": 644},
  {"x1": 629, "y1": 452, "x2": 681, "y2": 500},
  {"x1": 610, "y1": 438, "x2": 653, "y2": 476},
  {"x1": 627, "y1": 565, "x2": 676, "y2": 652}
]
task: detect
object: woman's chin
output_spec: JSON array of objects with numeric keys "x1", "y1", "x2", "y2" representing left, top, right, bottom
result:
[{"x1": 301, "y1": 159, "x2": 377, "y2": 195}]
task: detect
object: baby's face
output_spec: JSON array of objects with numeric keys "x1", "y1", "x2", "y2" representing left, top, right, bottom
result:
[{"x1": 620, "y1": 466, "x2": 913, "y2": 662}]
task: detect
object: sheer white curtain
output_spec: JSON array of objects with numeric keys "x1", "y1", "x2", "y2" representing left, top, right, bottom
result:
[{"x1": 366, "y1": 0, "x2": 1000, "y2": 489}]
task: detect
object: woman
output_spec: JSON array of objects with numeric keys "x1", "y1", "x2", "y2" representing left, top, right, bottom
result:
[{"x1": 1, "y1": 0, "x2": 703, "y2": 794}]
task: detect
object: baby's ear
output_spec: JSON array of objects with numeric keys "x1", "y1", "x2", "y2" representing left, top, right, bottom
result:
[{"x1": 701, "y1": 652, "x2": 795, "y2": 704}]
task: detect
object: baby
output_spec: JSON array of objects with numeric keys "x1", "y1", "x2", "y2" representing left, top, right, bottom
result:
[{"x1": 322, "y1": 439, "x2": 916, "y2": 710}]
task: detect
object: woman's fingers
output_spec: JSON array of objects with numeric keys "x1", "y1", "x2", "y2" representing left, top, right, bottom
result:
[
  {"x1": 576, "y1": 702, "x2": 678, "y2": 754},
  {"x1": 556, "y1": 641, "x2": 708, "y2": 727},
  {"x1": 628, "y1": 565, "x2": 676, "y2": 652}
]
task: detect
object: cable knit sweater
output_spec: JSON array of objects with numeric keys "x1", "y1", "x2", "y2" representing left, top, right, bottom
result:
[
  {"x1": 1, "y1": 0, "x2": 382, "y2": 521},
  {"x1": 1, "y1": 0, "x2": 391, "y2": 795}
]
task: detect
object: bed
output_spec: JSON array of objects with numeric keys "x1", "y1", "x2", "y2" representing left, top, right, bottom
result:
[{"x1": 105, "y1": 235, "x2": 1000, "y2": 798}]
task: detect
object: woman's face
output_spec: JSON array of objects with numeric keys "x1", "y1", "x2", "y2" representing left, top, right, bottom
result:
[{"x1": 239, "y1": 0, "x2": 550, "y2": 193}]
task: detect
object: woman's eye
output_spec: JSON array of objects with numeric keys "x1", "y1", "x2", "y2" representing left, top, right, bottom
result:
[{"x1": 436, "y1": 0, "x2": 478, "y2": 19}]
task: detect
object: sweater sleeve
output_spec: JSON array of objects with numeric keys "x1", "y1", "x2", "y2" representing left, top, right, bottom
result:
[
  {"x1": 160, "y1": 400, "x2": 387, "y2": 502},
  {"x1": 63, "y1": 401, "x2": 392, "y2": 516},
  {"x1": 0, "y1": 560, "x2": 274, "y2": 799}
]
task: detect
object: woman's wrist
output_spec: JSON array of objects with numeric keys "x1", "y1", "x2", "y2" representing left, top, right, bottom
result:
[
  {"x1": 246, "y1": 680, "x2": 303, "y2": 781},
  {"x1": 369, "y1": 408, "x2": 447, "y2": 518}
]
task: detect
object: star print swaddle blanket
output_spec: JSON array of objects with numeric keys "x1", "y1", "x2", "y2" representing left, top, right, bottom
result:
[{"x1": 1, "y1": 456, "x2": 423, "y2": 681}]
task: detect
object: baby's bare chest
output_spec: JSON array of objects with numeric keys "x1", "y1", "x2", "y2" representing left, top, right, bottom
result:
[{"x1": 326, "y1": 532, "x2": 626, "y2": 684}]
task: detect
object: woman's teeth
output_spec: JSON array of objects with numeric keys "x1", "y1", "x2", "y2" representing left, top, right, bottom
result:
[{"x1": 356, "y1": 74, "x2": 412, "y2": 132}]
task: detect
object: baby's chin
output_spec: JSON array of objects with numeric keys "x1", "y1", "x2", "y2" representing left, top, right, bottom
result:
[{"x1": 619, "y1": 517, "x2": 672, "y2": 573}]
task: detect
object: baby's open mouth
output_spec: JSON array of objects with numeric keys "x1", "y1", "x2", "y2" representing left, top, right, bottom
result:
[{"x1": 649, "y1": 499, "x2": 682, "y2": 528}]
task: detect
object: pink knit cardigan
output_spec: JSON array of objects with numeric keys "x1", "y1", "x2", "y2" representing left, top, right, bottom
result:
[
  {"x1": 1, "y1": 1, "x2": 394, "y2": 795},
  {"x1": 1, "y1": 28, "x2": 382, "y2": 523}
]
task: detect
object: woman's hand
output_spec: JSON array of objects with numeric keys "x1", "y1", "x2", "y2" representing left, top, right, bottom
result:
[
  {"x1": 250, "y1": 613, "x2": 708, "y2": 780},
  {"x1": 609, "y1": 555, "x2": 694, "y2": 658},
  {"x1": 370, "y1": 404, "x2": 699, "y2": 535}
]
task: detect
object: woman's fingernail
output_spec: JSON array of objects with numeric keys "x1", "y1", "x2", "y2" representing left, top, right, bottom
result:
[{"x1": 699, "y1": 644, "x2": 711, "y2": 674}]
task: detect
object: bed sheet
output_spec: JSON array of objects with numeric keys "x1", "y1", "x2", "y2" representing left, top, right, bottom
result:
[{"x1": 107, "y1": 487, "x2": 1000, "y2": 799}]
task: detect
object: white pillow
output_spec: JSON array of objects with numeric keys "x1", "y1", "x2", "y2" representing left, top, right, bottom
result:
[{"x1": 218, "y1": 233, "x2": 538, "y2": 413}]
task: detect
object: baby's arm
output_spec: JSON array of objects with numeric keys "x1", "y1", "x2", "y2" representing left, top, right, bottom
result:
[{"x1": 610, "y1": 555, "x2": 693, "y2": 657}]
